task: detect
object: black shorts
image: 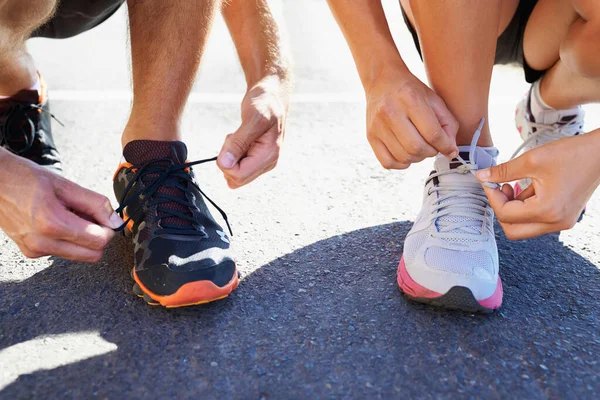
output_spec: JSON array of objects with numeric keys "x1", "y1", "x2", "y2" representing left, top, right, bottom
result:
[
  {"x1": 401, "y1": 0, "x2": 544, "y2": 83},
  {"x1": 33, "y1": 0, "x2": 126, "y2": 39}
]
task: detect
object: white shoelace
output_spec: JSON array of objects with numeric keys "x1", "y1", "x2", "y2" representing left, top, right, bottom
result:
[
  {"x1": 428, "y1": 119, "x2": 493, "y2": 241},
  {"x1": 510, "y1": 114, "x2": 583, "y2": 160}
]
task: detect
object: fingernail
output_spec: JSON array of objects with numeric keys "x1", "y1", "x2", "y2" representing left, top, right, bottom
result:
[
  {"x1": 219, "y1": 152, "x2": 237, "y2": 169},
  {"x1": 476, "y1": 169, "x2": 490, "y2": 181},
  {"x1": 109, "y1": 212, "x2": 124, "y2": 229},
  {"x1": 449, "y1": 151, "x2": 458, "y2": 159}
]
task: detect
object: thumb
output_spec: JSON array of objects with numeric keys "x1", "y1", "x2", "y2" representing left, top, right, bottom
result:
[
  {"x1": 55, "y1": 179, "x2": 123, "y2": 229},
  {"x1": 476, "y1": 155, "x2": 530, "y2": 184},
  {"x1": 217, "y1": 124, "x2": 264, "y2": 169}
]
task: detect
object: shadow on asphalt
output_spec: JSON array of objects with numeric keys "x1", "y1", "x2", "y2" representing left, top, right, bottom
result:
[{"x1": 1, "y1": 222, "x2": 598, "y2": 398}]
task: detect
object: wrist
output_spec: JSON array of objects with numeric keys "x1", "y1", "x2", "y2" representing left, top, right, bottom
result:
[
  {"x1": 245, "y1": 62, "x2": 292, "y2": 90},
  {"x1": 359, "y1": 55, "x2": 410, "y2": 93}
]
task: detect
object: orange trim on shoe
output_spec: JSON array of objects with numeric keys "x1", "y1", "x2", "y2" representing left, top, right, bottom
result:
[
  {"x1": 133, "y1": 268, "x2": 240, "y2": 308},
  {"x1": 38, "y1": 72, "x2": 48, "y2": 104},
  {"x1": 113, "y1": 162, "x2": 134, "y2": 181}
]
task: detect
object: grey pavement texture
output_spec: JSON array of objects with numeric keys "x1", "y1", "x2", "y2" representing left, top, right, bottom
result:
[{"x1": 1, "y1": 1, "x2": 599, "y2": 399}]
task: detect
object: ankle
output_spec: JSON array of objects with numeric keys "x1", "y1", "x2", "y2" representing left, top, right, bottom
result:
[
  {"x1": 0, "y1": 50, "x2": 38, "y2": 96},
  {"x1": 122, "y1": 117, "x2": 183, "y2": 149}
]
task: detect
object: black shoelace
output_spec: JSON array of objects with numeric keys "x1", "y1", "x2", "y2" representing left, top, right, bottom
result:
[
  {"x1": 114, "y1": 157, "x2": 232, "y2": 236},
  {"x1": 0, "y1": 104, "x2": 63, "y2": 154}
]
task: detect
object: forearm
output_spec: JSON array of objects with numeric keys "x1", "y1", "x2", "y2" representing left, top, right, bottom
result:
[
  {"x1": 326, "y1": 0, "x2": 409, "y2": 89},
  {"x1": 221, "y1": 0, "x2": 291, "y2": 88}
]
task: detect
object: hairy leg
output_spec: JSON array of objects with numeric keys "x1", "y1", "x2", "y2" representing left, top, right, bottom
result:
[
  {"x1": 123, "y1": 0, "x2": 221, "y2": 146},
  {"x1": 0, "y1": 0, "x2": 57, "y2": 94},
  {"x1": 524, "y1": 0, "x2": 600, "y2": 108},
  {"x1": 400, "y1": 0, "x2": 519, "y2": 146}
]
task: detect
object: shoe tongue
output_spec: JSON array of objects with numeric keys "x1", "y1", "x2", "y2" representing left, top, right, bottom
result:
[
  {"x1": 432, "y1": 146, "x2": 497, "y2": 238},
  {"x1": 434, "y1": 146, "x2": 497, "y2": 183},
  {"x1": 123, "y1": 140, "x2": 188, "y2": 165},
  {"x1": 122, "y1": 140, "x2": 193, "y2": 229}
]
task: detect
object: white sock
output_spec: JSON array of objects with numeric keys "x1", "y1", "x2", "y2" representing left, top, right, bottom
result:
[
  {"x1": 0, "y1": 74, "x2": 41, "y2": 99},
  {"x1": 530, "y1": 79, "x2": 554, "y2": 118}
]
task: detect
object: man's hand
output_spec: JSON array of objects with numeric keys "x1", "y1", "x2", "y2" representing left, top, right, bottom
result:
[
  {"x1": 366, "y1": 69, "x2": 459, "y2": 169},
  {"x1": 476, "y1": 133, "x2": 600, "y2": 240},
  {"x1": 0, "y1": 152, "x2": 123, "y2": 262},
  {"x1": 217, "y1": 75, "x2": 290, "y2": 189}
]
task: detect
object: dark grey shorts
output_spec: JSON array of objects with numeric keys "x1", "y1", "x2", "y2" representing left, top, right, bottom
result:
[
  {"x1": 33, "y1": 0, "x2": 126, "y2": 39},
  {"x1": 401, "y1": 0, "x2": 544, "y2": 83}
]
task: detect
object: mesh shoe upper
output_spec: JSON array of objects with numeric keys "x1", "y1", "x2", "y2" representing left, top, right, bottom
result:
[
  {"x1": 114, "y1": 140, "x2": 235, "y2": 296},
  {"x1": 0, "y1": 79, "x2": 62, "y2": 172}
]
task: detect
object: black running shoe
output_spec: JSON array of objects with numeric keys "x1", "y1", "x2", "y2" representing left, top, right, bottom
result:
[
  {"x1": 0, "y1": 75, "x2": 62, "y2": 173},
  {"x1": 113, "y1": 140, "x2": 238, "y2": 308}
]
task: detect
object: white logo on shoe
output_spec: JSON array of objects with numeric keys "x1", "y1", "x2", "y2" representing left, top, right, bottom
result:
[{"x1": 217, "y1": 230, "x2": 230, "y2": 244}]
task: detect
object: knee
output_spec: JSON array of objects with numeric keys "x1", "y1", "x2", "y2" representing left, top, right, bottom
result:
[
  {"x1": 0, "y1": 0, "x2": 57, "y2": 32},
  {"x1": 560, "y1": 18, "x2": 600, "y2": 79}
]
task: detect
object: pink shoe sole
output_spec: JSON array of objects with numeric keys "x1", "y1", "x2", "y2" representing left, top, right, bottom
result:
[{"x1": 397, "y1": 256, "x2": 503, "y2": 313}]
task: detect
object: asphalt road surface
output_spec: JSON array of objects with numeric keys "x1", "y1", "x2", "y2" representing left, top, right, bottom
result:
[{"x1": 1, "y1": 1, "x2": 599, "y2": 399}]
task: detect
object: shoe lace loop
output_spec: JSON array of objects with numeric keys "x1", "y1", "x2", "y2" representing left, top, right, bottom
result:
[
  {"x1": 427, "y1": 118, "x2": 493, "y2": 240},
  {"x1": 114, "y1": 157, "x2": 232, "y2": 237},
  {"x1": 0, "y1": 103, "x2": 63, "y2": 154}
]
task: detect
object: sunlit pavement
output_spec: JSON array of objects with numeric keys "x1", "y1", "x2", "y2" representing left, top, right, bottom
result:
[{"x1": 1, "y1": 2, "x2": 598, "y2": 398}]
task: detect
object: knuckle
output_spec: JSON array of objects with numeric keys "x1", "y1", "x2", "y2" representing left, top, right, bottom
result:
[
  {"x1": 87, "y1": 252, "x2": 103, "y2": 263},
  {"x1": 38, "y1": 218, "x2": 58, "y2": 236},
  {"x1": 400, "y1": 86, "x2": 421, "y2": 105},
  {"x1": 229, "y1": 136, "x2": 249, "y2": 154},
  {"x1": 375, "y1": 102, "x2": 393, "y2": 119},
  {"x1": 504, "y1": 229, "x2": 520, "y2": 241},
  {"x1": 24, "y1": 238, "x2": 45, "y2": 256},
  {"x1": 380, "y1": 159, "x2": 395, "y2": 170},
  {"x1": 405, "y1": 141, "x2": 424, "y2": 156}
]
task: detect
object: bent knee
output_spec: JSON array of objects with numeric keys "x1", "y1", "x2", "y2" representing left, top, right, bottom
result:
[{"x1": 561, "y1": 18, "x2": 600, "y2": 78}]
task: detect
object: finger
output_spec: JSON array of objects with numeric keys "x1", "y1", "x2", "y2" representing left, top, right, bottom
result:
[
  {"x1": 500, "y1": 221, "x2": 560, "y2": 241},
  {"x1": 54, "y1": 207, "x2": 115, "y2": 250},
  {"x1": 476, "y1": 155, "x2": 531, "y2": 184},
  {"x1": 223, "y1": 148, "x2": 278, "y2": 188},
  {"x1": 226, "y1": 161, "x2": 276, "y2": 189},
  {"x1": 218, "y1": 114, "x2": 271, "y2": 170},
  {"x1": 369, "y1": 138, "x2": 410, "y2": 170},
  {"x1": 501, "y1": 183, "x2": 515, "y2": 200},
  {"x1": 428, "y1": 94, "x2": 460, "y2": 142},
  {"x1": 55, "y1": 179, "x2": 123, "y2": 230},
  {"x1": 516, "y1": 184, "x2": 535, "y2": 201},
  {"x1": 403, "y1": 100, "x2": 458, "y2": 157},
  {"x1": 483, "y1": 185, "x2": 543, "y2": 224},
  {"x1": 383, "y1": 118, "x2": 437, "y2": 161},
  {"x1": 23, "y1": 237, "x2": 104, "y2": 263}
]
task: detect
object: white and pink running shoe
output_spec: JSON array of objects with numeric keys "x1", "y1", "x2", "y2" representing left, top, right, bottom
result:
[{"x1": 398, "y1": 140, "x2": 503, "y2": 313}]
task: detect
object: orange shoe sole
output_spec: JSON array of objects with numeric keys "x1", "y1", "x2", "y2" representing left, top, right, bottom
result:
[{"x1": 133, "y1": 268, "x2": 240, "y2": 308}]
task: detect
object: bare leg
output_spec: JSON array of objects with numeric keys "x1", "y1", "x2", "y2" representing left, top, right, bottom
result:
[
  {"x1": 400, "y1": 0, "x2": 519, "y2": 146},
  {"x1": 0, "y1": 0, "x2": 56, "y2": 94},
  {"x1": 122, "y1": 0, "x2": 221, "y2": 146},
  {"x1": 524, "y1": 0, "x2": 600, "y2": 109}
]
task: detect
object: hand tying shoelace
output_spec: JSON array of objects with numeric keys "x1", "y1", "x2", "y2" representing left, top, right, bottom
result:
[
  {"x1": 427, "y1": 118, "x2": 495, "y2": 239},
  {"x1": 456, "y1": 118, "x2": 500, "y2": 190},
  {"x1": 113, "y1": 156, "x2": 232, "y2": 236}
]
